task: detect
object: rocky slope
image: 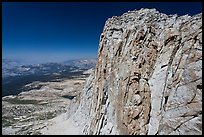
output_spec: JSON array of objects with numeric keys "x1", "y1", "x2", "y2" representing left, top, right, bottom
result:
[
  {"x1": 2, "y1": 78, "x2": 86, "y2": 135},
  {"x1": 71, "y1": 8, "x2": 202, "y2": 135}
]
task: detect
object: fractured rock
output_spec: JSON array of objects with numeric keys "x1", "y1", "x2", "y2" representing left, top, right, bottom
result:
[{"x1": 71, "y1": 8, "x2": 202, "y2": 135}]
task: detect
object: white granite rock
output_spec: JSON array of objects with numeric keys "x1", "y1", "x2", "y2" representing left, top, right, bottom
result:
[{"x1": 70, "y1": 8, "x2": 202, "y2": 135}]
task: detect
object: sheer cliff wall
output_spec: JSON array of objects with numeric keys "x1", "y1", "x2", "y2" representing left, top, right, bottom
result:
[{"x1": 71, "y1": 8, "x2": 202, "y2": 135}]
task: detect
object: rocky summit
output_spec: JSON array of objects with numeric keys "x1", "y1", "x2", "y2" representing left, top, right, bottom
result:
[
  {"x1": 70, "y1": 8, "x2": 202, "y2": 135},
  {"x1": 2, "y1": 8, "x2": 202, "y2": 135}
]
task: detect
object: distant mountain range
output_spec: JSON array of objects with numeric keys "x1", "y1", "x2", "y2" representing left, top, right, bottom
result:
[
  {"x1": 2, "y1": 58, "x2": 97, "y2": 96},
  {"x1": 63, "y1": 58, "x2": 97, "y2": 70},
  {"x1": 2, "y1": 58, "x2": 97, "y2": 78}
]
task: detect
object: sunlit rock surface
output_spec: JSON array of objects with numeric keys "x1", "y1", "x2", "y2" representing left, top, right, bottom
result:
[{"x1": 72, "y1": 8, "x2": 202, "y2": 135}]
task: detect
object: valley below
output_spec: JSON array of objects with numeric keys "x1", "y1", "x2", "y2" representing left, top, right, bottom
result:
[
  {"x1": 2, "y1": 76, "x2": 87, "y2": 135},
  {"x1": 2, "y1": 59, "x2": 96, "y2": 135}
]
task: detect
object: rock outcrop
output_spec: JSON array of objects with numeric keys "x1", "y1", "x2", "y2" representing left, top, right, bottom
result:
[{"x1": 71, "y1": 8, "x2": 202, "y2": 135}]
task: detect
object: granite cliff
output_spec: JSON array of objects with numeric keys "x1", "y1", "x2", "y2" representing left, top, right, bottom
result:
[{"x1": 68, "y1": 8, "x2": 202, "y2": 135}]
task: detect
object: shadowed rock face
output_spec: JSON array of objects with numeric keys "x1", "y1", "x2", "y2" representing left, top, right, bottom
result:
[{"x1": 72, "y1": 8, "x2": 202, "y2": 135}]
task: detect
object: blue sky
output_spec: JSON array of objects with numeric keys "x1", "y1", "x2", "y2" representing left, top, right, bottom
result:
[{"x1": 2, "y1": 2, "x2": 202, "y2": 64}]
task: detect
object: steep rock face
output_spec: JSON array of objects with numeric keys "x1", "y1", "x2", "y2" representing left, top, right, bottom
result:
[{"x1": 72, "y1": 8, "x2": 202, "y2": 135}]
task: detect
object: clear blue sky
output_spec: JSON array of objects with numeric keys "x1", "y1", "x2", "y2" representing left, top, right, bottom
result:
[{"x1": 2, "y1": 2, "x2": 202, "y2": 64}]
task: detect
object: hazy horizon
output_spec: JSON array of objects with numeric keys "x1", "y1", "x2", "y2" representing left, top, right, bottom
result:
[
  {"x1": 2, "y1": 2, "x2": 202, "y2": 64},
  {"x1": 3, "y1": 51, "x2": 97, "y2": 65},
  {"x1": 2, "y1": 56, "x2": 98, "y2": 65}
]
